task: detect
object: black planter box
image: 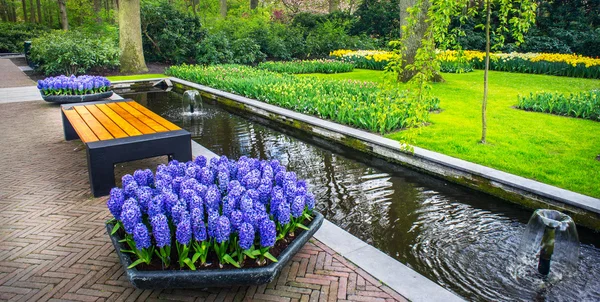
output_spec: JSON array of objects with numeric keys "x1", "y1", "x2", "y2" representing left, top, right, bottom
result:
[
  {"x1": 42, "y1": 91, "x2": 114, "y2": 104},
  {"x1": 106, "y1": 211, "x2": 324, "y2": 289}
]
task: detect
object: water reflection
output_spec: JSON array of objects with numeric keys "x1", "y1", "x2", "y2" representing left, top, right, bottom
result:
[{"x1": 121, "y1": 90, "x2": 600, "y2": 302}]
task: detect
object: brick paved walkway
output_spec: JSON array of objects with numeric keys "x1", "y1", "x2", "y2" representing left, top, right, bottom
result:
[{"x1": 0, "y1": 101, "x2": 407, "y2": 302}]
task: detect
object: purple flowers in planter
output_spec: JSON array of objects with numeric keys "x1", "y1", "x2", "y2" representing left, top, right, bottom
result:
[
  {"x1": 37, "y1": 75, "x2": 111, "y2": 96},
  {"x1": 106, "y1": 155, "x2": 316, "y2": 269}
]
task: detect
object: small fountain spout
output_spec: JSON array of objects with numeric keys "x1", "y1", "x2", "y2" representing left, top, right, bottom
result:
[
  {"x1": 183, "y1": 90, "x2": 202, "y2": 113},
  {"x1": 517, "y1": 209, "x2": 579, "y2": 278}
]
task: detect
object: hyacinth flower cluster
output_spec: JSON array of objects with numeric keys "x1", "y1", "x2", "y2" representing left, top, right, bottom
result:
[
  {"x1": 106, "y1": 155, "x2": 316, "y2": 270},
  {"x1": 37, "y1": 75, "x2": 111, "y2": 96}
]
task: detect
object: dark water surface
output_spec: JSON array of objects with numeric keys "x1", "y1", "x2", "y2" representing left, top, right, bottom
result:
[{"x1": 120, "y1": 89, "x2": 600, "y2": 302}]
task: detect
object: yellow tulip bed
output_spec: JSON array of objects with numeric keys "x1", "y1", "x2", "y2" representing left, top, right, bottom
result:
[{"x1": 330, "y1": 49, "x2": 600, "y2": 78}]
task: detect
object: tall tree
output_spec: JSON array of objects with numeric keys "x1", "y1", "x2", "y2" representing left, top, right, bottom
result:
[
  {"x1": 36, "y1": 0, "x2": 41, "y2": 23},
  {"x1": 94, "y1": 0, "x2": 102, "y2": 23},
  {"x1": 28, "y1": 0, "x2": 34, "y2": 22},
  {"x1": 118, "y1": 0, "x2": 148, "y2": 73},
  {"x1": 219, "y1": 0, "x2": 226, "y2": 17},
  {"x1": 58, "y1": 0, "x2": 68, "y2": 29},
  {"x1": 0, "y1": 0, "x2": 8, "y2": 21},
  {"x1": 21, "y1": 0, "x2": 27, "y2": 21}
]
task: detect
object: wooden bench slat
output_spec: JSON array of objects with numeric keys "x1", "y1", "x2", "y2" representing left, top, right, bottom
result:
[
  {"x1": 105, "y1": 103, "x2": 156, "y2": 135},
  {"x1": 127, "y1": 101, "x2": 181, "y2": 131},
  {"x1": 116, "y1": 102, "x2": 169, "y2": 132},
  {"x1": 62, "y1": 109, "x2": 100, "y2": 143},
  {"x1": 73, "y1": 106, "x2": 114, "y2": 141},
  {"x1": 95, "y1": 104, "x2": 143, "y2": 137},
  {"x1": 85, "y1": 105, "x2": 129, "y2": 139}
]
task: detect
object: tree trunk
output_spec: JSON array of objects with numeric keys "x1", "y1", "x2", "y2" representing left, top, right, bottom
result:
[
  {"x1": 118, "y1": 0, "x2": 148, "y2": 74},
  {"x1": 0, "y1": 0, "x2": 8, "y2": 21},
  {"x1": 328, "y1": 0, "x2": 339, "y2": 13},
  {"x1": 58, "y1": 0, "x2": 68, "y2": 30},
  {"x1": 397, "y1": 0, "x2": 443, "y2": 82},
  {"x1": 191, "y1": 0, "x2": 196, "y2": 16},
  {"x1": 21, "y1": 0, "x2": 27, "y2": 21},
  {"x1": 481, "y1": 0, "x2": 491, "y2": 144},
  {"x1": 36, "y1": 0, "x2": 41, "y2": 23},
  {"x1": 219, "y1": 0, "x2": 226, "y2": 18},
  {"x1": 94, "y1": 0, "x2": 102, "y2": 23},
  {"x1": 10, "y1": 1, "x2": 17, "y2": 22},
  {"x1": 28, "y1": 0, "x2": 34, "y2": 22},
  {"x1": 250, "y1": 0, "x2": 258, "y2": 10}
]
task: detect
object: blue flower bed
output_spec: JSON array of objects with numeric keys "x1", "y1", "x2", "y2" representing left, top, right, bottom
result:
[
  {"x1": 107, "y1": 155, "x2": 316, "y2": 270},
  {"x1": 37, "y1": 75, "x2": 111, "y2": 96}
]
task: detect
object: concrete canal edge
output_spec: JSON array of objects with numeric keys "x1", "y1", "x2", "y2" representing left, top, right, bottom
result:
[{"x1": 164, "y1": 77, "x2": 600, "y2": 231}]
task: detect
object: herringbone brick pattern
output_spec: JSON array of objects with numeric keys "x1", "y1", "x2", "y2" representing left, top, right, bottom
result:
[{"x1": 0, "y1": 101, "x2": 407, "y2": 302}]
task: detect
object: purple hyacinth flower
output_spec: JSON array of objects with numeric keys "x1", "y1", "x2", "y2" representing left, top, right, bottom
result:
[
  {"x1": 180, "y1": 189, "x2": 197, "y2": 205},
  {"x1": 148, "y1": 195, "x2": 164, "y2": 217},
  {"x1": 291, "y1": 195, "x2": 305, "y2": 218},
  {"x1": 305, "y1": 192, "x2": 315, "y2": 210},
  {"x1": 276, "y1": 202, "x2": 291, "y2": 225},
  {"x1": 230, "y1": 210, "x2": 243, "y2": 232},
  {"x1": 215, "y1": 216, "x2": 231, "y2": 244},
  {"x1": 191, "y1": 207, "x2": 207, "y2": 242},
  {"x1": 123, "y1": 182, "x2": 138, "y2": 199},
  {"x1": 189, "y1": 195, "x2": 203, "y2": 213},
  {"x1": 176, "y1": 216, "x2": 192, "y2": 245},
  {"x1": 133, "y1": 223, "x2": 151, "y2": 249},
  {"x1": 194, "y1": 183, "x2": 208, "y2": 198},
  {"x1": 269, "y1": 159, "x2": 280, "y2": 170},
  {"x1": 261, "y1": 165, "x2": 274, "y2": 180},
  {"x1": 121, "y1": 199, "x2": 142, "y2": 234},
  {"x1": 218, "y1": 155, "x2": 229, "y2": 166},
  {"x1": 122, "y1": 174, "x2": 136, "y2": 188},
  {"x1": 275, "y1": 172, "x2": 285, "y2": 187},
  {"x1": 259, "y1": 219, "x2": 276, "y2": 248},
  {"x1": 144, "y1": 169, "x2": 155, "y2": 187},
  {"x1": 171, "y1": 201, "x2": 188, "y2": 226},
  {"x1": 240, "y1": 194, "x2": 254, "y2": 213},
  {"x1": 204, "y1": 185, "x2": 221, "y2": 211},
  {"x1": 163, "y1": 192, "x2": 178, "y2": 217},
  {"x1": 237, "y1": 161, "x2": 250, "y2": 181},
  {"x1": 243, "y1": 169, "x2": 261, "y2": 189},
  {"x1": 217, "y1": 170, "x2": 229, "y2": 193},
  {"x1": 238, "y1": 222, "x2": 255, "y2": 250},
  {"x1": 209, "y1": 157, "x2": 219, "y2": 170},
  {"x1": 296, "y1": 180, "x2": 307, "y2": 196},
  {"x1": 257, "y1": 184, "x2": 271, "y2": 204},
  {"x1": 194, "y1": 155, "x2": 207, "y2": 168},
  {"x1": 186, "y1": 166, "x2": 198, "y2": 179},
  {"x1": 107, "y1": 187, "x2": 125, "y2": 220},
  {"x1": 207, "y1": 210, "x2": 219, "y2": 238},
  {"x1": 222, "y1": 196, "x2": 235, "y2": 218},
  {"x1": 135, "y1": 187, "x2": 153, "y2": 214},
  {"x1": 172, "y1": 177, "x2": 185, "y2": 196},
  {"x1": 133, "y1": 170, "x2": 148, "y2": 186},
  {"x1": 199, "y1": 167, "x2": 214, "y2": 186},
  {"x1": 283, "y1": 179, "x2": 297, "y2": 200}
]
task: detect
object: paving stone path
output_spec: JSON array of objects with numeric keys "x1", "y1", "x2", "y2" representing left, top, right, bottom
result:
[{"x1": 0, "y1": 100, "x2": 407, "y2": 302}]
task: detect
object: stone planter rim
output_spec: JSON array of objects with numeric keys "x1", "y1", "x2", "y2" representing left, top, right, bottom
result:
[
  {"x1": 107, "y1": 211, "x2": 324, "y2": 289},
  {"x1": 41, "y1": 91, "x2": 113, "y2": 104}
]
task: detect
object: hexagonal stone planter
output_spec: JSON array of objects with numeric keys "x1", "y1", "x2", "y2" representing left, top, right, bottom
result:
[
  {"x1": 42, "y1": 91, "x2": 113, "y2": 104},
  {"x1": 106, "y1": 211, "x2": 324, "y2": 289}
]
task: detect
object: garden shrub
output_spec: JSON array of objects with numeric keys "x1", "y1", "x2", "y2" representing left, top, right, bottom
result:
[
  {"x1": 141, "y1": 0, "x2": 206, "y2": 64},
  {"x1": 166, "y1": 64, "x2": 439, "y2": 133},
  {"x1": 29, "y1": 30, "x2": 119, "y2": 75},
  {"x1": 0, "y1": 22, "x2": 48, "y2": 53},
  {"x1": 305, "y1": 21, "x2": 375, "y2": 58},
  {"x1": 195, "y1": 32, "x2": 233, "y2": 65},
  {"x1": 517, "y1": 90, "x2": 600, "y2": 121},
  {"x1": 230, "y1": 38, "x2": 265, "y2": 65}
]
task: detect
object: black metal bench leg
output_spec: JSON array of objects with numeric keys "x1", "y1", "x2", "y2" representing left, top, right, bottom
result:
[
  {"x1": 87, "y1": 147, "x2": 116, "y2": 197},
  {"x1": 61, "y1": 109, "x2": 78, "y2": 141},
  {"x1": 169, "y1": 137, "x2": 192, "y2": 163}
]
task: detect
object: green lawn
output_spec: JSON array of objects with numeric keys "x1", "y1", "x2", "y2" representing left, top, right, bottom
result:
[
  {"x1": 301, "y1": 69, "x2": 600, "y2": 198},
  {"x1": 106, "y1": 74, "x2": 166, "y2": 81}
]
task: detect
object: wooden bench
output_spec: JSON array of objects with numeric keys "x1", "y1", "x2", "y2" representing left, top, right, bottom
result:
[{"x1": 61, "y1": 99, "x2": 191, "y2": 197}]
